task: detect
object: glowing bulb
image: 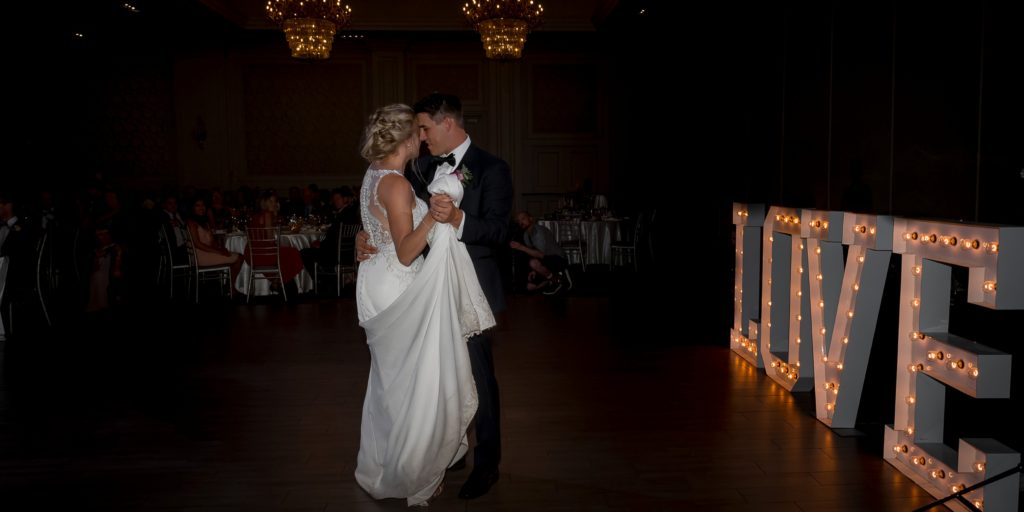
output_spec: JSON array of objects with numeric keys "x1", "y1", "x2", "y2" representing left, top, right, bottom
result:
[
  {"x1": 858, "y1": 255, "x2": 865, "y2": 263},
  {"x1": 816, "y1": 273, "x2": 823, "y2": 281},
  {"x1": 970, "y1": 368, "x2": 979, "y2": 378},
  {"x1": 910, "y1": 331, "x2": 924, "y2": 341},
  {"x1": 931, "y1": 469, "x2": 945, "y2": 479},
  {"x1": 912, "y1": 298, "x2": 920, "y2": 307},
  {"x1": 826, "y1": 403, "x2": 833, "y2": 411},
  {"x1": 987, "y1": 242, "x2": 998, "y2": 253},
  {"x1": 815, "y1": 247, "x2": 821, "y2": 254},
  {"x1": 869, "y1": 227, "x2": 876, "y2": 235},
  {"x1": 819, "y1": 300, "x2": 825, "y2": 308},
  {"x1": 797, "y1": 291, "x2": 802, "y2": 296},
  {"x1": 907, "y1": 426, "x2": 915, "y2": 435},
  {"x1": 973, "y1": 500, "x2": 983, "y2": 509},
  {"x1": 945, "y1": 236, "x2": 957, "y2": 246},
  {"x1": 771, "y1": 361, "x2": 778, "y2": 368},
  {"x1": 951, "y1": 484, "x2": 963, "y2": 493},
  {"x1": 820, "y1": 328, "x2": 827, "y2": 335},
  {"x1": 836, "y1": 363, "x2": 843, "y2": 370},
  {"x1": 822, "y1": 356, "x2": 828, "y2": 363},
  {"x1": 768, "y1": 301, "x2": 773, "y2": 307},
  {"x1": 906, "y1": 396, "x2": 916, "y2": 404},
  {"x1": 800, "y1": 244, "x2": 804, "y2": 250},
  {"x1": 950, "y1": 359, "x2": 964, "y2": 370},
  {"x1": 903, "y1": 233, "x2": 912, "y2": 240},
  {"x1": 894, "y1": 444, "x2": 908, "y2": 454},
  {"x1": 842, "y1": 336, "x2": 849, "y2": 344},
  {"x1": 983, "y1": 281, "x2": 997, "y2": 293},
  {"x1": 913, "y1": 266, "x2": 922, "y2": 275},
  {"x1": 913, "y1": 455, "x2": 925, "y2": 465},
  {"x1": 796, "y1": 315, "x2": 802, "y2": 321},
  {"x1": 822, "y1": 221, "x2": 829, "y2": 229},
  {"x1": 776, "y1": 214, "x2": 782, "y2": 221},
  {"x1": 974, "y1": 461, "x2": 986, "y2": 472},
  {"x1": 796, "y1": 337, "x2": 801, "y2": 344},
  {"x1": 799, "y1": 267, "x2": 804, "y2": 273},
  {"x1": 769, "y1": 236, "x2": 774, "y2": 242},
  {"x1": 909, "y1": 363, "x2": 924, "y2": 372},
  {"x1": 847, "y1": 311, "x2": 855, "y2": 318}
]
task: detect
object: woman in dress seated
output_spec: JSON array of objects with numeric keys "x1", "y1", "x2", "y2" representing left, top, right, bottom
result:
[{"x1": 187, "y1": 198, "x2": 243, "y2": 289}]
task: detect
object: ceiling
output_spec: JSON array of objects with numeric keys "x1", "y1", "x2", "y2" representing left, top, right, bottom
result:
[{"x1": 200, "y1": 0, "x2": 619, "y2": 32}]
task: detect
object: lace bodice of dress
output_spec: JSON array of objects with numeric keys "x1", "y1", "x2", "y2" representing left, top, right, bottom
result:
[{"x1": 360, "y1": 168, "x2": 429, "y2": 272}]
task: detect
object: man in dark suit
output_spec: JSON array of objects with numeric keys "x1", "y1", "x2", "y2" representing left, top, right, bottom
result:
[
  {"x1": 356, "y1": 93, "x2": 513, "y2": 499},
  {"x1": 413, "y1": 93, "x2": 513, "y2": 499}
]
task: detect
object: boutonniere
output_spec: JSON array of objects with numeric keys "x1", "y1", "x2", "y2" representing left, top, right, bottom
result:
[{"x1": 454, "y1": 165, "x2": 474, "y2": 186}]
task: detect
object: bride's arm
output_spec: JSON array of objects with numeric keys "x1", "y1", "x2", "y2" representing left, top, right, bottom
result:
[{"x1": 379, "y1": 174, "x2": 436, "y2": 267}]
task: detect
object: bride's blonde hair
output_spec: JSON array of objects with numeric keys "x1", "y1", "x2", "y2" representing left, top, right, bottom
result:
[{"x1": 360, "y1": 104, "x2": 415, "y2": 162}]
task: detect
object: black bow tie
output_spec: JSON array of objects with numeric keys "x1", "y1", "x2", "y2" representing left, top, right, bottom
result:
[{"x1": 431, "y1": 154, "x2": 457, "y2": 168}]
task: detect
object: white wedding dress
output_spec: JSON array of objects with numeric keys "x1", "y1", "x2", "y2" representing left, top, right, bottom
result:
[{"x1": 354, "y1": 168, "x2": 494, "y2": 506}]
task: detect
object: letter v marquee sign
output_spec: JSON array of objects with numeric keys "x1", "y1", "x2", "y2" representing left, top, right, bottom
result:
[
  {"x1": 883, "y1": 220, "x2": 1021, "y2": 512},
  {"x1": 803, "y1": 210, "x2": 893, "y2": 428}
]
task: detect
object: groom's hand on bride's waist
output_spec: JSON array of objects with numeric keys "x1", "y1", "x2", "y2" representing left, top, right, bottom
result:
[{"x1": 355, "y1": 230, "x2": 377, "y2": 262}]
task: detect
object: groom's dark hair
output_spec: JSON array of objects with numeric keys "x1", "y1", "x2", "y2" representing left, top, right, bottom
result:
[{"x1": 413, "y1": 92, "x2": 464, "y2": 129}]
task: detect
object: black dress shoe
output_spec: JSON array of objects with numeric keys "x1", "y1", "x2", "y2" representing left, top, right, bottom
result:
[
  {"x1": 458, "y1": 467, "x2": 499, "y2": 499},
  {"x1": 447, "y1": 455, "x2": 466, "y2": 471}
]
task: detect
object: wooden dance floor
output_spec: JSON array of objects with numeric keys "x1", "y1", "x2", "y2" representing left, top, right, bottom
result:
[{"x1": 0, "y1": 291, "x2": 932, "y2": 511}]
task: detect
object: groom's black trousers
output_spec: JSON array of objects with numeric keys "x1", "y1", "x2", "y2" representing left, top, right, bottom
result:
[{"x1": 467, "y1": 333, "x2": 501, "y2": 469}]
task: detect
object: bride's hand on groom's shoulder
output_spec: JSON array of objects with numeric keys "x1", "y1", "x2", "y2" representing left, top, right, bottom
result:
[{"x1": 355, "y1": 230, "x2": 377, "y2": 262}]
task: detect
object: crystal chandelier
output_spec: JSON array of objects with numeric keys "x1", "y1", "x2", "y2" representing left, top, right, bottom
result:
[
  {"x1": 266, "y1": 0, "x2": 352, "y2": 59},
  {"x1": 463, "y1": 0, "x2": 544, "y2": 60}
]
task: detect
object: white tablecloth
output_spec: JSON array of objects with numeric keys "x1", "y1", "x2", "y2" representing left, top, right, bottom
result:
[
  {"x1": 224, "y1": 231, "x2": 322, "y2": 296},
  {"x1": 537, "y1": 220, "x2": 622, "y2": 266}
]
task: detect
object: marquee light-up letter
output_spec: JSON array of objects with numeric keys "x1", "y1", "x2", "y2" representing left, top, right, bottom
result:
[
  {"x1": 760, "y1": 206, "x2": 813, "y2": 391},
  {"x1": 804, "y1": 211, "x2": 893, "y2": 428},
  {"x1": 884, "y1": 220, "x2": 1022, "y2": 512},
  {"x1": 730, "y1": 203, "x2": 765, "y2": 367}
]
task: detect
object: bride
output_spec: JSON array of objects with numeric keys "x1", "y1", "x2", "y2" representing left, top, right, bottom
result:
[{"x1": 354, "y1": 104, "x2": 494, "y2": 506}]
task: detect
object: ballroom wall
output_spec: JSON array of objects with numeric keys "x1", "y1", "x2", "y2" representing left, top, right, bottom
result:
[{"x1": 11, "y1": 3, "x2": 611, "y2": 218}]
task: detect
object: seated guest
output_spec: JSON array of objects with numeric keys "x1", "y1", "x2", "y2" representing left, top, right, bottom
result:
[
  {"x1": 187, "y1": 198, "x2": 243, "y2": 292},
  {"x1": 300, "y1": 187, "x2": 359, "y2": 275},
  {"x1": 207, "y1": 188, "x2": 233, "y2": 229},
  {"x1": 161, "y1": 195, "x2": 188, "y2": 263},
  {"x1": 1, "y1": 195, "x2": 38, "y2": 323},
  {"x1": 509, "y1": 211, "x2": 571, "y2": 295},
  {"x1": 252, "y1": 191, "x2": 281, "y2": 227}
]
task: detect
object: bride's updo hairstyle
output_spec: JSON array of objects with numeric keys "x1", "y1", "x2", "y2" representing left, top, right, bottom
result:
[{"x1": 360, "y1": 103, "x2": 415, "y2": 163}]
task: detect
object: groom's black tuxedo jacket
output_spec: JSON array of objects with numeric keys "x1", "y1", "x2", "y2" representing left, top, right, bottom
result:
[{"x1": 406, "y1": 143, "x2": 514, "y2": 313}]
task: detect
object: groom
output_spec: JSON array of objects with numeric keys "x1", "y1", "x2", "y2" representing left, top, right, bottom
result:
[{"x1": 357, "y1": 93, "x2": 513, "y2": 499}]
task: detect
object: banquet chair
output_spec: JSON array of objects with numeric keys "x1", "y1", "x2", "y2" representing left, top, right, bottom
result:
[
  {"x1": 558, "y1": 220, "x2": 586, "y2": 271},
  {"x1": 611, "y1": 214, "x2": 642, "y2": 271},
  {"x1": 184, "y1": 226, "x2": 233, "y2": 303},
  {"x1": 315, "y1": 224, "x2": 361, "y2": 297},
  {"x1": 246, "y1": 226, "x2": 288, "y2": 302}
]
